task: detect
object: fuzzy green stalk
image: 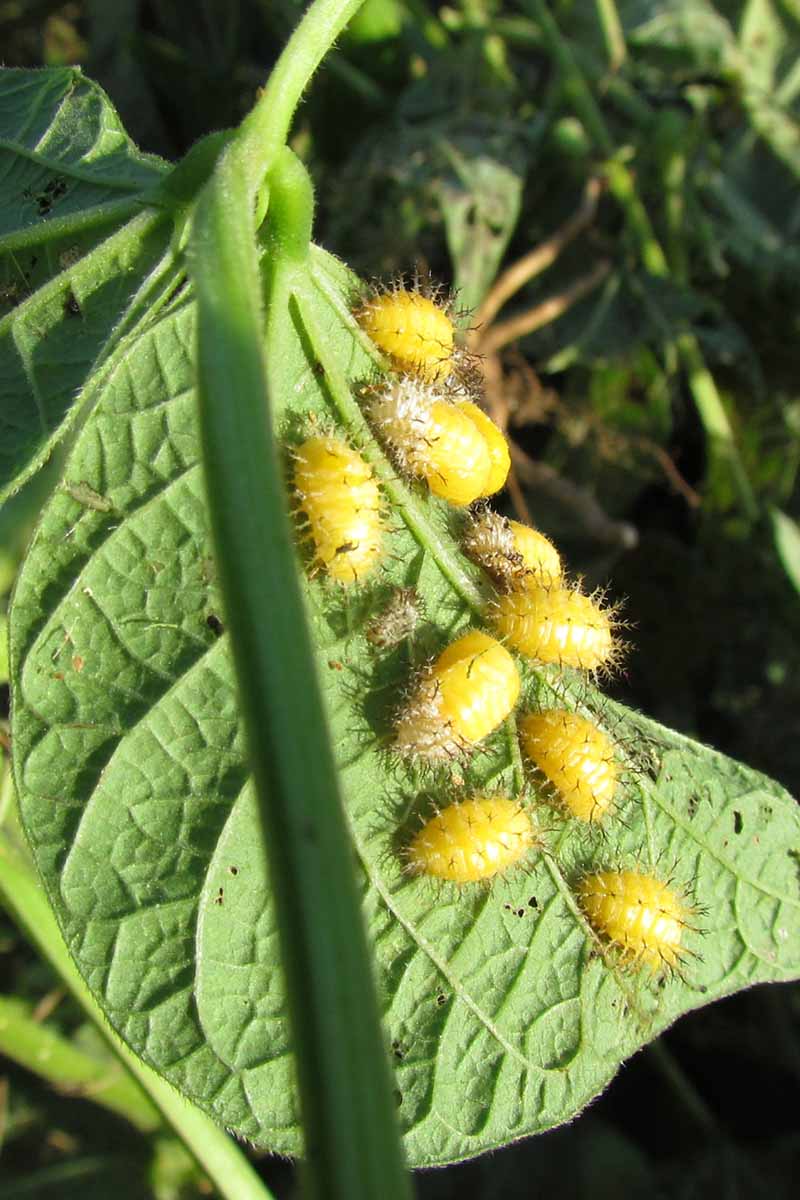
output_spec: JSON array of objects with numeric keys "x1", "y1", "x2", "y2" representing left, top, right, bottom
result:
[{"x1": 190, "y1": 2, "x2": 411, "y2": 1194}]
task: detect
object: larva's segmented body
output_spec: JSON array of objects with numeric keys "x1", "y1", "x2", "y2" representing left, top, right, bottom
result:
[
  {"x1": 464, "y1": 509, "x2": 562, "y2": 590},
  {"x1": 368, "y1": 378, "x2": 493, "y2": 506},
  {"x1": 491, "y1": 584, "x2": 619, "y2": 672},
  {"x1": 454, "y1": 400, "x2": 510, "y2": 496},
  {"x1": 519, "y1": 709, "x2": 617, "y2": 822},
  {"x1": 356, "y1": 287, "x2": 455, "y2": 382},
  {"x1": 395, "y1": 630, "x2": 520, "y2": 759},
  {"x1": 407, "y1": 796, "x2": 534, "y2": 882},
  {"x1": 576, "y1": 869, "x2": 689, "y2": 971},
  {"x1": 293, "y1": 436, "x2": 383, "y2": 583}
]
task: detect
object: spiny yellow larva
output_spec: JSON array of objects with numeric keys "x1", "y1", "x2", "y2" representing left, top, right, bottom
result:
[
  {"x1": 519, "y1": 709, "x2": 617, "y2": 822},
  {"x1": 463, "y1": 508, "x2": 562, "y2": 590},
  {"x1": 367, "y1": 377, "x2": 492, "y2": 506},
  {"x1": 365, "y1": 587, "x2": 425, "y2": 648},
  {"x1": 406, "y1": 796, "x2": 535, "y2": 883},
  {"x1": 394, "y1": 629, "x2": 520, "y2": 759},
  {"x1": 454, "y1": 400, "x2": 510, "y2": 496},
  {"x1": 576, "y1": 869, "x2": 691, "y2": 972},
  {"x1": 490, "y1": 583, "x2": 623, "y2": 673},
  {"x1": 355, "y1": 285, "x2": 455, "y2": 382},
  {"x1": 292, "y1": 435, "x2": 384, "y2": 584}
]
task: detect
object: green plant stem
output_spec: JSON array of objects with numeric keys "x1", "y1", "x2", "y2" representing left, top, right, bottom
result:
[
  {"x1": 0, "y1": 831, "x2": 275, "y2": 1200},
  {"x1": 662, "y1": 147, "x2": 689, "y2": 282},
  {"x1": 0, "y1": 995, "x2": 161, "y2": 1133},
  {"x1": 191, "y1": 8, "x2": 410, "y2": 1189},
  {"x1": 676, "y1": 333, "x2": 757, "y2": 518},
  {"x1": 604, "y1": 157, "x2": 668, "y2": 276},
  {"x1": 594, "y1": 0, "x2": 626, "y2": 71},
  {"x1": 239, "y1": 0, "x2": 368, "y2": 183},
  {"x1": 0, "y1": 197, "x2": 145, "y2": 255}
]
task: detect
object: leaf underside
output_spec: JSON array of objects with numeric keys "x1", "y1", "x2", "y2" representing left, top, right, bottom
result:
[{"x1": 10, "y1": 233, "x2": 800, "y2": 1167}]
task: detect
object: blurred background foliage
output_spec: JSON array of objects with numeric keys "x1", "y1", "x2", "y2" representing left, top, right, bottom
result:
[{"x1": 1, "y1": 0, "x2": 799, "y2": 1196}]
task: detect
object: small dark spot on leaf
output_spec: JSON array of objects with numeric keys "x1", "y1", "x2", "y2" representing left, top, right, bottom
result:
[
  {"x1": 51, "y1": 672, "x2": 64, "y2": 681},
  {"x1": 228, "y1": 865, "x2": 239, "y2": 876},
  {"x1": 391, "y1": 1040, "x2": 405, "y2": 1060},
  {"x1": 213, "y1": 887, "x2": 224, "y2": 906},
  {"x1": 64, "y1": 289, "x2": 82, "y2": 317},
  {"x1": 733, "y1": 810, "x2": 743, "y2": 834},
  {"x1": 394, "y1": 1090, "x2": 403, "y2": 1107},
  {"x1": 528, "y1": 896, "x2": 538, "y2": 909},
  {"x1": 436, "y1": 993, "x2": 447, "y2": 1006},
  {"x1": 516, "y1": 908, "x2": 525, "y2": 918},
  {"x1": 688, "y1": 795, "x2": 699, "y2": 817},
  {"x1": 328, "y1": 660, "x2": 343, "y2": 671},
  {"x1": 206, "y1": 613, "x2": 224, "y2": 636}
]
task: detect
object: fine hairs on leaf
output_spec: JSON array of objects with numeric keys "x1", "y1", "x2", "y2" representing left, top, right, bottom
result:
[{"x1": 5, "y1": 41, "x2": 800, "y2": 1181}]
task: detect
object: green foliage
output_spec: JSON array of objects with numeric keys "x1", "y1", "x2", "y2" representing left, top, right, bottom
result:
[
  {"x1": 2, "y1": 1, "x2": 800, "y2": 1191},
  {"x1": 0, "y1": 67, "x2": 170, "y2": 502},
  {"x1": 3, "y1": 66, "x2": 798, "y2": 1169}
]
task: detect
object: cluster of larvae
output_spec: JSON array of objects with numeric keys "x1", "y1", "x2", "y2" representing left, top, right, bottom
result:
[{"x1": 290, "y1": 282, "x2": 690, "y2": 975}]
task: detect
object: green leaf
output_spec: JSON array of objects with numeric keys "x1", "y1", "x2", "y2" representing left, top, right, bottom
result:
[
  {"x1": 771, "y1": 507, "x2": 800, "y2": 595},
  {"x1": 437, "y1": 143, "x2": 524, "y2": 313},
  {"x1": 0, "y1": 68, "x2": 176, "y2": 503},
  {"x1": 10, "y1": 239, "x2": 800, "y2": 1167},
  {"x1": 0, "y1": 66, "x2": 166, "y2": 255},
  {"x1": 624, "y1": 0, "x2": 740, "y2": 73}
]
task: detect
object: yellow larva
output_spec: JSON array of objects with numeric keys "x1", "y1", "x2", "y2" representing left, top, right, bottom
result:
[
  {"x1": 464, "y1": 509, "x2": 562, "y2": 590},
  {"x1": 356, "y1": 287, "x2": 455, "y2": 382},
  {"x1": 519, "y1": 710, "x2": 617, "y2": 822},
  {"x1": 293, "y1": 435, "x2": 383, "y2": 583},
  {"x1": 368, "y1": 378, "x2": 492, "y2": 506},
  {"x1": 395, "y1": 629, "x2": 520, "y2": 759},
  {"x1": 491, "y1": 584, "x2": 620, "y2": 672},
  {"x1": 407, "y1": 796, "x2": 534, "y2": 883},
  {"x1": 576, "y1": 869, "x2": 690, "y2": 971},
  {"x1": 455, "y1": 401, "x2": 510, "y2": 496}
]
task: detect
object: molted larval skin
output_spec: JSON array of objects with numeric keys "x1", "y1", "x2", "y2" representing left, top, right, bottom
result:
[
  {"x1": 407, "y1": 796, "x2": 534, "y2": 882},
  {"x1": 366, "y1": 587, "x2": 425, "y2": 648},
  {"x1": 464, "y1": 509, "x2": 562, "y2": 590},
  {"x1": 395, "y1": 630, "x2": 520, "y2": 758},
  {"x1": 293, "y1": 435, "x2": 383, "y2": 583},
  {"x1": 519, "y1": 709, "x2": 617, "y2": 822}
]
